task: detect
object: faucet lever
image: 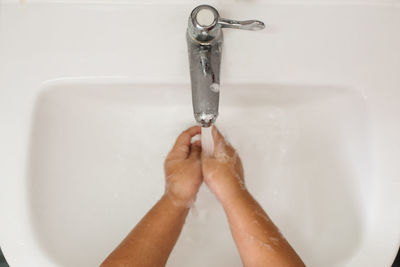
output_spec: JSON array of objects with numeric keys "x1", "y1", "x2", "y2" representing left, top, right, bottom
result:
[{"x1": 218, "y1": 18, "x2": 265, "y2": 31}]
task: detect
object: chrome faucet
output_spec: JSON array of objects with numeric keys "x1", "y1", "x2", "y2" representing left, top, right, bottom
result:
[{"x1": 187, "y1": 5, "x2": 265, "y2": 127}]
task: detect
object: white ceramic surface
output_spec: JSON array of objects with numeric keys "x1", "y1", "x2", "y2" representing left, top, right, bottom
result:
[{"x1": 0, "y1": 1, "x2": 399, "y2": 267}]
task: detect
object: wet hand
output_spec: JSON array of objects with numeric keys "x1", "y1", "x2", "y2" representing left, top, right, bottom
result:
[
  {"x1": 202, "y1": 126, "x2": 245, "y2": 204},
  {"x1": 164, "y1": 126, "x2": 203, "y2": 206}
]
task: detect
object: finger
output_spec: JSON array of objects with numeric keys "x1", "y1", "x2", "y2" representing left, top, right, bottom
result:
[
  {"x1": 211, "y1": 125, "x2": 226, "y2": 145},
  {"x1": 212, "y1": 125, "x2": 236, "y2": 157},
  {"x1": 212, "y1": 125, "x2": 227, "y2": 153},
  {"x1": 189, "y1": 140, "x2": 202, "y2": 159},
  {"x1": 169, "y1": 126, "x2": 201, "y2": 159},
  {"x1": 192, "y1": 140, "x2": 201, "y2": 147}
]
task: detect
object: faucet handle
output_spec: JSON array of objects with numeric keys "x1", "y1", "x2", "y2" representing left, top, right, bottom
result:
[
  {"x1": 188, "y1": 5, "x2": 265, "y2": 42},
  {"x1": 218, "y1": 18, "x2": 265, "y2": 31}
]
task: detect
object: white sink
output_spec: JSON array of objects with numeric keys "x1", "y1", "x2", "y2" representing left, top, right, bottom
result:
[
  {"x1": 0, "y1": 1, "x2": 399, "y2": 267},
  {"x1": 28, "y1": 81, "x2": 370, "y2": 267}
]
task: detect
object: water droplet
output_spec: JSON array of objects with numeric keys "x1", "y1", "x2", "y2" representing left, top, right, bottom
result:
[{"x1": 210, "y1": 83, "x2": 220, "y2": 93}]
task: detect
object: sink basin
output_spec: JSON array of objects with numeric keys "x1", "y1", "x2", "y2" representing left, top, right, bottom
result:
[
  {"x1": 29, "y1": 81, "x2": 369, "y2": 267},
  {"x1": 0, "y1": 2, "x2": 399, "y2": 267}
]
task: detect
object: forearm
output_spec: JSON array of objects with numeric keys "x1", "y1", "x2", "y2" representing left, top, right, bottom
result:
[
  {"x1": 101, "y1": 194, "x2": 189, "y2": 267},
  {"x1": 222, "y1": 190, "x2": 305, "y2": 267}
]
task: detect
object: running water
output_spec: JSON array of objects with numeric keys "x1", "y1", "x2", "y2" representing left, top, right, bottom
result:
[{"x1": 201, "y1": 126, "x2": 214, "y2": 156}]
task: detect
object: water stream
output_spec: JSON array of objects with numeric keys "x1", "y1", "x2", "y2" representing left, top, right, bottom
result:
[{"x1": 201, "y1": 126, "x2": 214, "y2": 157}]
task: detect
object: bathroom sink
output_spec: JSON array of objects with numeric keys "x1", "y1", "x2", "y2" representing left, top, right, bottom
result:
[
  {"x1": 28, "y1": 81, "x2": 370, "y2": 267},
  {"x1": 0, "y1": 2, "x2": 399, "y2": 267}
]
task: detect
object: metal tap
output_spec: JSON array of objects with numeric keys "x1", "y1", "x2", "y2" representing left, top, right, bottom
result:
[{"x1": 187, "y1": 5, "x2": 265, "y2": 127}]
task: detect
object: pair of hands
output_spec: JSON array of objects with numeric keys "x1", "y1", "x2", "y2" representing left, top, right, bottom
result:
[{"x1": 164, "y1": 126, "x2": 245, "y2": 207}]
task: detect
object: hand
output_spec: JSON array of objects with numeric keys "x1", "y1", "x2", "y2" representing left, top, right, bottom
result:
[
  {"x1": 202, "y1": 126, "x2": 245, "y2": 204},
  {"x1": 164, "y1": 126, "x2": 203, "y2": 206}
]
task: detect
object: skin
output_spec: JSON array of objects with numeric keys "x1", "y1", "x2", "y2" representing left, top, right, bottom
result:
[
  {"x1": 101, "y1": 126, "x2": 202, "y2": 267},
  {"x1": 203, "y1": 126, "x2": 305, "y2": 267},
  {"x1": 101, "y1": 125, "x2": 305, "y2": 267}
]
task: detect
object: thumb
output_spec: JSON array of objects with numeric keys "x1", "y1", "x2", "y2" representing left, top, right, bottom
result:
[{"x1": 212, "y1": 125, "x2": 227, "y2": 154}]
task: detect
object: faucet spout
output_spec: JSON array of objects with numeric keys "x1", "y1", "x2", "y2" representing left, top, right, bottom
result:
[
  {"x1": 187, "y1": 5, "x2": 264, "y2": 127},
  {"x1": 187, "y1": 5, "x2": 222, "y2": 127}
]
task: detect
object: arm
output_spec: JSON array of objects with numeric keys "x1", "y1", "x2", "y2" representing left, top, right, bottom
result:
[
  {"x1": 202, "y1": 126, "x2": 305, "y2": 267},
  {"x1": 101, "y1": 195, "x2": 189, "y2": 267},
  {"x1": 101, "y1": 126, "x2": 202, "y2": 267},
  {"x1": 223, "y1": 191, "x2": 304, "y2": 267}
]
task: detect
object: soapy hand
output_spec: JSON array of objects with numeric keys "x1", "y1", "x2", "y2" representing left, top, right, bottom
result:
[
  {"x1": 164, "y1": 126, "x2": 203, "y2": 206},
  {"x1": 202, "y1": 126, "x2": 245, "y2": 204}
]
